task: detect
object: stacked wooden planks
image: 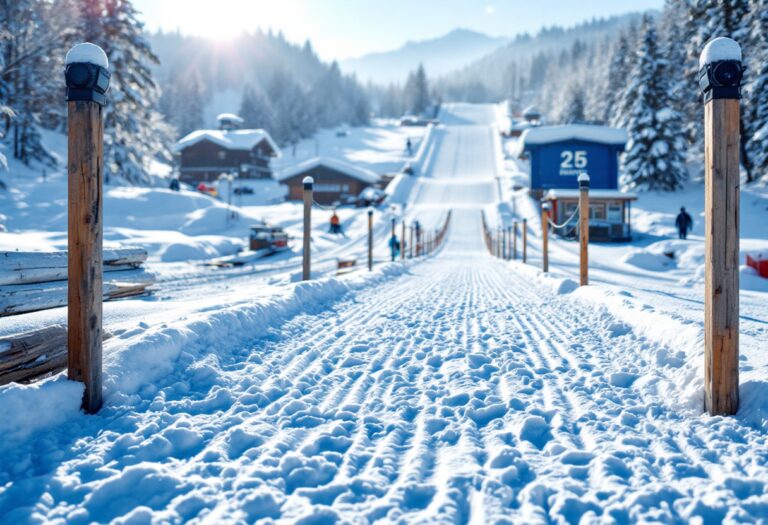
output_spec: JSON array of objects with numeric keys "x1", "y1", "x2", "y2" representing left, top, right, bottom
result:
[{"x1": 0, "y1": 247, "x2": 154, "y2": 316}]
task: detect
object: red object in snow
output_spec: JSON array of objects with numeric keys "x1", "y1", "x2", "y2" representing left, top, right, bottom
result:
[{"x1": 746, "y1": 253, "x2": 768, "y2": 278}]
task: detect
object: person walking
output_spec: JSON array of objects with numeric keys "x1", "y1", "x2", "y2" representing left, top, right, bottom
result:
[
  {"x1": 389, "y1": 234, "x2": 401, "y2": 260},
  {"x1": 675, "y1": 206, "x2": 693, "y2": 240},
  {"x1": 406, "y1": 138, "x2": 413, "y2": 155},
  {"x1": 329, "y1": 211, "x2": 342, "y2": 234}
]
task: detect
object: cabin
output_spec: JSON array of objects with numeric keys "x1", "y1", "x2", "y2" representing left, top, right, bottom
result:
[
  {"x1": 173, "y1": 114, "x2": 281, "y2": 184},
  {"x1": 519, "y1": 124, "x2": 636, "y2": 242},
  {"x1": 522, "y1": 105, "x2": 542, "y2": 126},
  {"x1": 276, "y1": 157, "x2": 380, "y2": 205},
  {"x1": 543, "y1": 189, "x2": 637, "y2": 242}
]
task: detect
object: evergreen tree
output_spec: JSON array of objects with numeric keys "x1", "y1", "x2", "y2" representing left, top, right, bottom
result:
[
  {"x1": 746, "y1": 0, "x2": 768, "y2": 182},
  {"x1": 605, "y1": 30, "x2": 633, "y2": 126},
  {"x1": 403, "y1": 64, "x2": 430, "y2": 116},
  {"x1": 79, "y1": 0, "x2": 172, "y2": 185},
  {"x1": 560, "y1": 84, "x2": 586, "y2": 124},
  {"x1": 621, "y1": 16, "x2": 688, "y2": 191},
  {"x1": 239, "y1": 84, "x2": 275, "y2": 132}
]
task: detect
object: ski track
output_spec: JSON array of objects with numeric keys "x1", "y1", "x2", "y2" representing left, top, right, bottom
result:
[{"x1": 4, "y1": 104, "x2": 768, "y2": 524}]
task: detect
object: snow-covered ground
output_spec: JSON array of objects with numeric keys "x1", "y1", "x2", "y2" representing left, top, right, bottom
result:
[{"x1": 2, "y1": 104, "x2": 768, "y2": 523}]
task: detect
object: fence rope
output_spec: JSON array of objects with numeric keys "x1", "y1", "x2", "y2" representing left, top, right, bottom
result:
[
  {"x1": 312, "y1": 200, "x2": 336, "y2": 211},
  {"x1": 546, "y1": 207, "x2": 579, "y2": 229}
]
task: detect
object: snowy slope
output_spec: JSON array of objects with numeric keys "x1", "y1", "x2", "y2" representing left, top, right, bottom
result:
[{"x1": 1, "y1": 104, "x2": 768, "y2": 523}]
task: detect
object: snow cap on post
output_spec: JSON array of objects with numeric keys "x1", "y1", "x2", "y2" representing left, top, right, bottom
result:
[
  {"x1": 578, "y1": 172, "x2": 590, "y2": 189},
  {"x1": 303, "y1": 176, "x2": 314, "y2": 189},
  {"x1": 698, "y1": 38, "x2": 743, "y2": 103},
  {"x1": 65, "y1": 43, "x2": 110, "y2": 106},
  {"x1": 367, "y1": 206, "x2": 373, "y2": 216}
]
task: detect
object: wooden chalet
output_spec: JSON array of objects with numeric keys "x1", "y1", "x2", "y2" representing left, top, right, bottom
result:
[
  {"x1": 276, "y1": 157, "x2": 380, "y2": 205},
  {"x1": 173, "y1": 114, "x2": 281, "y2": 183}
]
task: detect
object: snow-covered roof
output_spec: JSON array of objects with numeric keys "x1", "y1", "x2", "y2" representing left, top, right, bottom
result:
[
  {"x1": 700, "y1": 37, "x2": 742, "y2": 68},
  {"x1": 216, "y1": 113, "x2": 244, "y2": 124},
  {"x1": 522, "y1": 105, "x2": 541, "y2": 118},
  {"x1": 520, "y1": 125, "x2": 628, "y2": 148},
  {"x1": 544, "y1": 189, "x2": 637, "y2": 200},
  {"x1": 275, "y1": 157, "x2": 380, "y2": 185},
  {"x1": 65, "y1": 43, "x2": 108, "y2": 68},
  {"x1": 174, "y1": 129, "x2": 280, "y2": 156}
]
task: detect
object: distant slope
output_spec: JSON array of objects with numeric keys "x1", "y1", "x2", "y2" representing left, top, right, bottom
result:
[{"x1": 341, "y1": 28, "x2": 508, "y2": 85}]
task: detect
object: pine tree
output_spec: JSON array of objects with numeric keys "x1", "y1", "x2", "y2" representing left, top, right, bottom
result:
[
  {"x1": 403, "y1": 64, "x2": 430, "y2": 116},
  {"x1": 239, "y1": 84, "x2": 275, "y2": 132},
  {"x1": 746, "y1": 0, "x2": 768, "y2": 182},
  {"x1": 79, "y1": 0, "x2": 172, "y2": 185},
  {"x1": 621, "y1": 16, "x2": 688, "y2": 191},
  {"x1": 560, "y1": 84, "x2": 586, "y2": 124}
]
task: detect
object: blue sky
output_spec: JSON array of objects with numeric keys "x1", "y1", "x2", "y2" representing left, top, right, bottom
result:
[{"x1": 133, "y1": 0, "x2": 664, "y2": 60}]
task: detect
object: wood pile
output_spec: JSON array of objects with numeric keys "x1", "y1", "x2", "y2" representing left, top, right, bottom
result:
[{"x1": 0, "y1": 247, "x2": 154, "y2": 316}]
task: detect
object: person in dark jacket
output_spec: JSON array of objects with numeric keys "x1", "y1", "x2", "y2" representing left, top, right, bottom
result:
[{"x1": 675, "y1": 206, "x2": 693, "y2": 240}]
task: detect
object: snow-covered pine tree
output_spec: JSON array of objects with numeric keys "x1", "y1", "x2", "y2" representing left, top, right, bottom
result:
[
  {"x1": 79, "y1": 0, "x2": 172, "y2": 185},
  {"x1": 746, "y1": 0, "x2": 768, "y2": 182},
  {"x1": 560, "y1": 83, "x2": 586, "y2": 124},
  {"x1": 621, "y1": 15, "x2": 688, "y2": 191},
  {"x1": 159, "y1": 66, "x2": 205, "y2": 137},
  {"x1": 403, "y1": 64, "x2": 430, "y2": 116},
  {"x1": 267, "y1": 69, "x2": 313, "y2": 148},
  {"x1": 239, "y1": 85, "x2": 275, "y2": 133},
  {"x1": 605, "y1": 30, "x2": 633, "y2": 127}
]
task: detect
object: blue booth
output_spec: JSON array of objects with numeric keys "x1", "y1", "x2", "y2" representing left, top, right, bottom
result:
[{"x1": 518, "y1": 125, "x2": 637, "y2": 242}]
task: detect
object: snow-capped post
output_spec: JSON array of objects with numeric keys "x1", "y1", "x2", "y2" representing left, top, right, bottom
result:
[
  {"x1": 65, "y1": 43, "x2": 110, "y2": 414},
  {"x1": 699, "y1": 37, "x2": 742, "y2": 416},
  {"x1": 367, "y1": 207, "x2": 373, "y2": 271},
  {"x1": 513, "y1": 221, "x2": 518, "y2": 261},
  {"x1": 578, "y1": 172, "x2": 590, "y2": 286},
  {"x1": 409, "y1": 224, "x2": 414, "y2": 258},
  {"x1": 541, "y1": 203, "x2": 550, "y2": 273},
  {"x1": 302, "y1": 176, "x2": 313, "y2": 281},
  {"x1": 523, "y1": 218, "x2": 528, "y2": 263}
]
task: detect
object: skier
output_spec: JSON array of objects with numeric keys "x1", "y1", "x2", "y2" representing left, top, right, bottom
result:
[
  {"x1": 389, "y1": 233, "x2": 401, "y2": 260},
  {"x1": 675, "y1": 206, "x2": 693, "y2": 240},
  {"x1": 406, "y1": 138, "x2": 413, "y2": 155},
  {"x1": 329, "y1": 211, "x2": 342, "y2": 234}
]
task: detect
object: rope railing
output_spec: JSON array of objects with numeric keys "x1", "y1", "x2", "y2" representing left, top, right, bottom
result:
[{"x1": 546, "y1": 207, "x2": 579, "y2": 229}]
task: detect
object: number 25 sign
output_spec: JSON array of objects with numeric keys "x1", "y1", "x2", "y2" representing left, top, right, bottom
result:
[{"x1": 559, "y1": 150, "x2": 587, "y2": 176}]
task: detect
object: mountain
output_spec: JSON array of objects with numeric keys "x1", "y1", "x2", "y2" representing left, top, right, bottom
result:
[{"x1": 341, "y1": 28, "x2": 508, "y2": 85}]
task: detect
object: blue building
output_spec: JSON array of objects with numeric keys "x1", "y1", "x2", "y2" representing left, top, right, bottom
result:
[
  {"x1": 518, "y1": 125, "x2": 628, "y2": 191},
  {"x1": 518, "y1": 125, "x2": 637, "y2": 242}
]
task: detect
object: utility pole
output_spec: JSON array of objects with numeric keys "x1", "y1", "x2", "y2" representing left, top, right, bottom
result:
[
  {"x1": 65, "y1": 43, "x2": 110, "y2": 414},
  {"x1": 699, "y1": 37, "x2": 742, "y2": 416}
]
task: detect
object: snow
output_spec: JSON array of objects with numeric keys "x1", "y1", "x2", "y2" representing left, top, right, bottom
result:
[
  {"x1": 174, "y1": 128, "x2": 280, "y2": 156},
  {"x1": 64, "y1": 42, "x2": 108, "y2": 68},
  {"x1": 699, "y1": 37, "x2": 742, "y2": 68},
  {"x1": 544, "y1": 188, "x2": 637, "y2": 200},
  {"x1": 2, "y1": 104, "x2": 768, "y2": 522},
  {"x1": 518, "y1": 124, "x2": 628, "y2": 149},
  {"x1": 215, "y1": 112, "x2": 244, "y2": 124},
  {"x1": 276, "y1": 157, "x2": 379, "y2": 185}
]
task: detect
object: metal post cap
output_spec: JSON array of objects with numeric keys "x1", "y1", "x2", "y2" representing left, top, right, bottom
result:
[
  {"x1": 303, "y1": 176, "x2": 314, "y2": 189},
  {"x1": 65, "y1": 43, "x2": 110, "y2": 106},
  {"x1": 578, "y1": 172, "x2": 590, "y2": 189},
  {"x1": 367, "y1": 207, "x2": 373, "y2": 216}
]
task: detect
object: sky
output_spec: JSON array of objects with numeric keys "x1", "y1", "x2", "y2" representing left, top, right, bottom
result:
[{"x1": 133, "y1": 0, "x2": 664, "y2": 61}]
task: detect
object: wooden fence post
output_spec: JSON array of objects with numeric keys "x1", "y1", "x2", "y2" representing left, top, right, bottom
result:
[
  {"x1": 409, "y1": 224, "x2": 414, "y2": 258},
  {"x1": 367, "y1": 208, "x2": 373, "y2": 271},
  {"x1": 523, "y1": 218, "x2": 528, "y2": 264},
  {"x1": 65, "y1": 43, "x2": 110, "y2": 414},
  {"x1": 513, "y1": 221, "x2": 518, "y2": 261},
  {"x1": 699, "y1": 37, "x2": 742, "y2": 415},
  {"x1": 390, "y1": 217, "x2": 396, "y2": 261},
  {"x1": 578, "y1": 173, "x2": 590, "y2": 286},
  {"x1": 302, "y1": 176, "x2": 313, "y2": 280},
  {"x1": 401, "y1": 220, "x2": 406, "y2": 261},
  {"x1": 542, "y1": 203, "x2": 550, "y2": 273}
]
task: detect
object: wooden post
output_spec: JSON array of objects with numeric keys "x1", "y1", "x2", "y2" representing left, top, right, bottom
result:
[
  {"x1": 522, "y1": 218, "x2": 528, "y2": 264},
  {"x1": 65, "y1": 43, "x2": 110, "y2": 414},
  {"x1": 578, "y1": 173, "x2": 590, "y2": 286},
  {"x1": 390, "y1": 217, "x2": 396, "y2": 262},
  {"x1": 542, "y1": 203, "x2": 550, "y2": 273},
  {"x1": 302, "y1": 176, "x2": 313, "y2": 280},
  {"x1": 367, "y1": 208, "x2": 373, "y2": 271},
  {"x1": 700, "y1": 37, "x2": 742, "y2": 415},
  {"x1": 401, "y1": 220, "x2": 406, "y2": 261},
  {"x1": 513, "y1": 221, "x2": 518, "y2": 260},
  {"x1": 409, "y1": 224, "x2": 414, "y2": 258}
]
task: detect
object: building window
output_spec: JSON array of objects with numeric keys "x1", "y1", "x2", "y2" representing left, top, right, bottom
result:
[
  {"x1": 314, "y1": 183, "x2": 342, "y2": 192},
  {"x1": 607, "y1": 204, "x2": 623, "y2": 223},
  {"x1": 218, "y1": 151, "x2": 227, "y2": 160},
  {"x1": 589, "y1": 203, "x2": 606, "y2": 221}
]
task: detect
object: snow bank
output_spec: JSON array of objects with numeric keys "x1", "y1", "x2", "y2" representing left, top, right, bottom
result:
[{"x1": 0, "y1": 262, "x2": 412, "y2": 444}]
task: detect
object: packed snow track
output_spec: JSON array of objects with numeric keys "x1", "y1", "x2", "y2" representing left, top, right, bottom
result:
[{"x1": 2, "y1": 105, "x2": 767, "y2": 523}]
